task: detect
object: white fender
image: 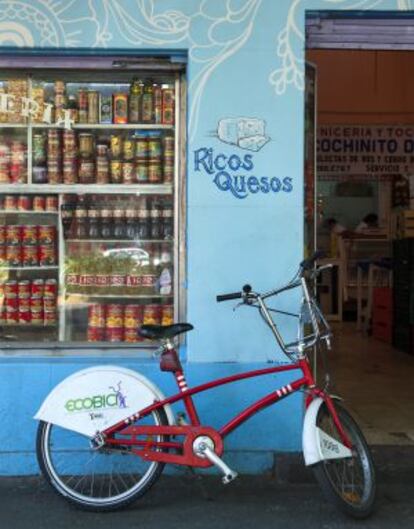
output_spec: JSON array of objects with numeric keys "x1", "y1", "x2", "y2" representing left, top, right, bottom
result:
[
  {"x1": 302, "y1": 397, "x2": 352, "y2": 466},
  {"x1": 34, "y1": 365, "x2": 174, "y2": 437}
]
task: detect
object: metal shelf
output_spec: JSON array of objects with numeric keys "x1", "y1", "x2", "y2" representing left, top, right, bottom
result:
[
  {"x1": 66, "y1": 293, "x2": 173, "y2": 299},
  {"x1": 0, "y1": 210, "x2": 58, "y2": 215},
  {"x1": 0, "y1": 184, "x2": 173, "y2": 195},
  {"x1": 0, "y1": 123, "x2": 28, "y2": 128},
  {"x1": 65, "y1": 239, "x2": 173, "y2": 243},
  {"x1": 30, "y1": 123, "x2": 174, "y2": 130},
  {"x1": 0, "y1": 266, "x2": 59, "y2": 271},
  {"x1": 0, "y1": 323, "x2": 57, "y2": 327}
]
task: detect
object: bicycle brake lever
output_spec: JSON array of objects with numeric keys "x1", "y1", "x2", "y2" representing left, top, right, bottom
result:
[{"x1": 232, "y1": 301, "x2": 245, "y2": 312}]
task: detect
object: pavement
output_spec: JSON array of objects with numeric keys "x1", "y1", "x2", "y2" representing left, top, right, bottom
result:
[{"x1": 1, "y1": 447, "x2": 413, "y2": 529}]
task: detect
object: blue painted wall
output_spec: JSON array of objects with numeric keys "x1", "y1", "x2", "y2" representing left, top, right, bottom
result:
[{"x1": 0, "y1": 0, "x2": 403, "y2": 475}]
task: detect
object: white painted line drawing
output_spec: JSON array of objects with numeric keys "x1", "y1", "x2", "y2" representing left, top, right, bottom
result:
[{"x1": 217, "y1": 117, "x2": 270, "y2": 151}]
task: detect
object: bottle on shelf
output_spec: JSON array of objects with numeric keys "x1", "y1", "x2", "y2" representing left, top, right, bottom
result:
[
  {"x1": 162, "y1": 201, "x2": 174, "y2": 239},
  {"x1": 66, "y1": 94, "x2": 79, "y2": 123},
  {"x1": 141, "y1": 80, "x2": 154, "y2": 124},
  {"x1": 150, "y1": 200, "x2": 162, "y2": 240},
  {"x1": 158, "y1": 243, "x2": 173, "y2": 296},
  {"x1": 125, "y1": 205, "x2": 137, "y2": 240},
  {"x1": 113, "y1": 204, "x2": 126, "y2": 240},
  {"x1": 74, "y1": 197, "x2": 88, "y2": 239},
  {"x1": 137, "y1": 198, "x2": 150, "y2": 240},
  {"x1": 88, "y1": 204, "x2": 100, "y2": 239},
  {"x1": 100, "y1": 202, "x2": 113, "y2": 239},
  {"x1": 129, "y1": 78, "x2": 142, "y2": 124}
]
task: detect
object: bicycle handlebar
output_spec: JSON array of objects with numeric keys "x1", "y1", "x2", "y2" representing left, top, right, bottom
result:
[
  {"x1": 300, "y1": 250, "x2": 325, "y2": 271},
  {"x1": 216, "y1": 292, "x2": 242, "y2": 302}
]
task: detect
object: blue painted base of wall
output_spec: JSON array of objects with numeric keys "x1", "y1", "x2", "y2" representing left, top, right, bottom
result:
[{"x1": 0, "y1": 357, "x2": 303, "y2": 476}]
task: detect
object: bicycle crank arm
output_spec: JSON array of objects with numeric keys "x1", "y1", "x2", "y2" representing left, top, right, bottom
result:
[{"x1": 193, "y1": 437, "x2": 238, "y2": 484}]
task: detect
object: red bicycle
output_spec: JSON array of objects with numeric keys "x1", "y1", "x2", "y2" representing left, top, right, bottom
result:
[{"x1": 35, "y1": 253, "x2": 376, "y2": 518}]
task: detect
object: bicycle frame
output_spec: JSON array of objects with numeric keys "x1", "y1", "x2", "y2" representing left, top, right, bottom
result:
[{"x1": 102, "y1": 354, "x2": 352, "y2": 467}]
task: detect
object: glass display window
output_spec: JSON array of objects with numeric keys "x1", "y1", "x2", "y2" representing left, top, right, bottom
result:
[{"x1": 0, "y1": 61, "x2": 184, "y2": 349}]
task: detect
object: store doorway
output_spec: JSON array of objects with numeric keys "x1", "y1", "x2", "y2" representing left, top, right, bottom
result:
[{"x1": 305, "y1": 11, "x2": 414, "y2": 445}]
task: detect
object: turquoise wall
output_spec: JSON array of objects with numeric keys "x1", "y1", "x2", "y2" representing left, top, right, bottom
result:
[{"x1": 0, "y1": 0, "x2": 405, "y2": 475}]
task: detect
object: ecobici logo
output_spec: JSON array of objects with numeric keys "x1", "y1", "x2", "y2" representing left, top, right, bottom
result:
[
  {"x1": 194, "y1": 147, "x2": 293, "y2": 199},
  {"x1": 65, "y1": 382, "x2": 128, "y2": 413}
]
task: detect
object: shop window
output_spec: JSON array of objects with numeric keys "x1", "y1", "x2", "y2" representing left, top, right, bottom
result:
[{"x1": 0, "y1": 64, "x2": 183, "y2": 348}]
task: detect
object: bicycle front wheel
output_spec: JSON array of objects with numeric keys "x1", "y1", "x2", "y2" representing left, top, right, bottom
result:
[
  {"x1": 36, "y1": 407, "x2": 168, "y2": 512},
  {"x1": 312, "y1": 402, "x2": 376, "y2": 518}
]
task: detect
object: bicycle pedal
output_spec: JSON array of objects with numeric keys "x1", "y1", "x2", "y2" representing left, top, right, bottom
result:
[{"x1": 222, "y1": 470, "x2": 238, "y2": 485}]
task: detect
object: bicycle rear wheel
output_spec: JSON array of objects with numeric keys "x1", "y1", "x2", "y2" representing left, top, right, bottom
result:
[
  {"x1": 36, "y1": 407, "x2": 168, "y2": 512},
  {"x1": 312, "y1": 401, "x2": 376, "y2": 518}
]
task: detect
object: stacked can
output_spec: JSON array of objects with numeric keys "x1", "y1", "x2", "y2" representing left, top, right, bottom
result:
[
  {"x1": 62, "y1": 130, "x2": 78, "y2": 184},
  {"x1": 109, "y1": 135, "x2": 122, "y2": 184},
  {"x1": 96, "y1": 143, "x2": 109, "y2": 184},
  {"x1": 78, "y1": 89, "x2": 88, "y2": 124},
  {"x1": 9, "y1": 141, "x2": 27, "y2": 183},
  {"x1": 135, "y1": 135, "x2": 149, "y2": 183},
  {"x1": 0, "y1": 278, "x2": 57, "y2": 325},
  {"x1": 54, "y1": 80, "x2": 67, "y2": 122},
  {"x1": 163, "y1": 134, "x2": 174, "y2": 183},
  {"x1": 47, "y1": 129, "x2": 62, "y2": 184},
  {"x1": 124, "y1": 304, "x2": 143, "y2": 342},
  {"x1": 78, "y1": 133, "x2": 95, "y2": 184},
  {"x1": 0, "y1": 142, "x2": 10, "y2": 183},
  {"x1": 87, "y1": 303, "x2": 106, "y2": 342},
  {"x1": 105, "y1": 304, "x2": 124, "y2": 342},
  {"x1": 32, "y1": 133, "x2": 47, "y2": 184},
  {"x1": 161, "y1": 87, "x2": 175, "y2": 125},
  {"x1": 147, "y1": 134, "x2": 162, "y2": 184}
]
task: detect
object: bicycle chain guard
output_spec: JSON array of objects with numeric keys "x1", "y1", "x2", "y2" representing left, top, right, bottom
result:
[{"x1": 106, "y1": 425, "x2": 224, "y2": 468}]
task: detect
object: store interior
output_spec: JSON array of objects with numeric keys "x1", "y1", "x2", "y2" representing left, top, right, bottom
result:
[{"x1": 306, "y1": 46, "x2": 414, "y2": 445}]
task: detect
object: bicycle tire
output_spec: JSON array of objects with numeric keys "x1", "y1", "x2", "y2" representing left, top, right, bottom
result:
[
  {"x1": 36, "y1": 406, "x2": 169, "y2": 512},
  {"x1": 311, "y1": 401, "x2": 376, "y2": 518}
]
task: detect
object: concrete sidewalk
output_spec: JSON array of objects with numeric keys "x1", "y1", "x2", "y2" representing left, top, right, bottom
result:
[{"x1": 1, "y1": 446, "x2": 413, "y2": 529}]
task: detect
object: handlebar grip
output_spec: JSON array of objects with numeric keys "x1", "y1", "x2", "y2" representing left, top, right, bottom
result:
[{"x1": 216, "y1": 292, "x2": 242, "y2": 302}]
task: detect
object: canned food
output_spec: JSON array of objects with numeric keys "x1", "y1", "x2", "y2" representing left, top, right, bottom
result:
[
  {"x1": 78, "y1": 89, "x2": 88, "y2": 111},
  {"x1": 18, "y1": 309, "x2": 31, "y2": 324},
  {"x1": 33, "y1": 195, "x2": 46, "y2": 211},
  {"x1": 31, "y1": 279, "x2": 44, "y2": 298},
  {"x1": 54, "y1": 80, "x2": 65, "y2": 94},
  {"x1": 4, "y1": 280, "x2": 18, "y2": 297},
  {"x1": 63, "y1": 130, "x2": 77, "y2": 156},
  {"x1": 105, "y1": 304, "x2": 124, "y2": 328},
  {"x1": 6, "y1": 225, "x2": 21, "y2": 245},
  {"x1": 17, "y1": 195, "x2": 31, "y2": 211},
  {"x1": 38, "y1": 225, "x2": 55, "y2": 245},
  {"x1": 0, "y1": 225, "x2": 6, "y2": 244},
  {"x1": 43, "y1": 298, "x2": 56, "y2": 311},
  {"x1": 122, "y1": 161, "x2": 135, "y2": 184},
  {"x1": 96, "y1": 143, "x2": 108, "y2": 157},
  {"x1": 110, "y1": 135, "x2": 122, "y2": 158},
  {"x1": 110, "y1": 160, "x2": 123, "y2": 184},
  {"x1": 39, "y1": 245, "x2": 56, "y2": 266},
  {"x1": 161, "y1": 305, "x2": 174, "y2": 326},
  {"x1": 105, "y1": 327, "x2": 124, "y2": 342},
  {"x1": 148, "y1": 161, "x2": 162, "y2": 183},
  {"x1": 19, "y1": 298, "x2": 30, "y2": 311},
  {"x1": 22, "y1": 245, "x2": 38, "y2": 266},
  {"x1": 4, "y1": 195, "x2": 17, "y2": 210},
  {"x1": 148, "y1": 137, "x2": 162, "y2": 159},
  {"x1": 123, "y1": 140, "x2": 135, "y2": 161},
  {"x1": 0, "y1": 245, "x2": 5, "y2": 262},
  {"x1": 78, "y1": 133, "x2": 94, "y2": 159},
  {"x1": 44, "y1": 279, "x2": 58, "y2": 298},
  {"x1": 163, "y1": 161, "x2": 174, "y2": 183},
  {"x1": 162, "y1": 88, "x2": 175, "y2": 125},
  {"x1": 124, "y1": 328, "x2": 139, "y2": 343},
  {"x1": 30, "y1": 309, "x2": 44, "y2": 324},
  {"x1": 154, "y1": 85, "x2": 162, "y2": 124},
  {"x1": 10, "y1": 164, "x2": 26, "y2": 183},
  {"x1": 63, "y1": 159, "x2": 78, "y2": 184},
  {"x1": 124, "y1": 305, "x2": 143, "y2": 328},
  {"x1": 78, "y1": 160, "x2": 95, "y2": 184},
  {"x1": 143, "y1": 304, "x2": 161, "y2": 325},
  {"x1": 99, "y1": 96, "x2": 112, "y2": 124},
  {"x1": 135, "y1": 163, "x2": 149, "y2": 183},
  {"x1": 21, "y1": 225, "x2": 38, "y2": 245},
  {"x1": 135, "y1": 137, "x2": 148, "y2": 158},
  {"x1": 10, "y1": 141, "x2": 26, "y2": 163},
  {"x1": 87, "y1": 91, "x2": 99, "y2": 124},
  {"x1": 45, "y1": 196, "x2": 58, "y2": 212},
  {"x1": 87, "y1": 326, "x2": 105, "y2": 342},
  {"x1": 96, "y1": 158, "x2": 109, "y2": 184},
  {"x1": 47, "y1": 129, "x2": 61, "y2": 157},
  {"x1": 6, "y1": 308, "x2": 18, "y2": 323},
  {"x1": 30, "y1": 297, "x2": 43, "y2": 311},
  {"x1": 113, "y1": 93, "x2": 128, "y2": 124},
  {"x1": 163, "y1": 135, "x2": 174, "y2": 155},
  {"x1": 33, "y1": 133, "x2": 46, "y2": 164},
  {"x1": 5, "y1": 297, "x2": 18, "y2": 310},
  {"x1": 17, "y1": 280, "x2": 30, "y2": 298},
  {"x1": 47, "y1": 160, "x2": 62, "y2": 184},
  {"x1": 44, "y1": 310, "x2": 57, "y2": 325},
  {"x1": 88, "y1": 304, "x2": 106, "y2": 327}
]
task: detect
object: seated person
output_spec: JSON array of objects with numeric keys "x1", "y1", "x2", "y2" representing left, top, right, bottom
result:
[{"x1": 354, "y1": 213, "x2": 378, "y2": 234}]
